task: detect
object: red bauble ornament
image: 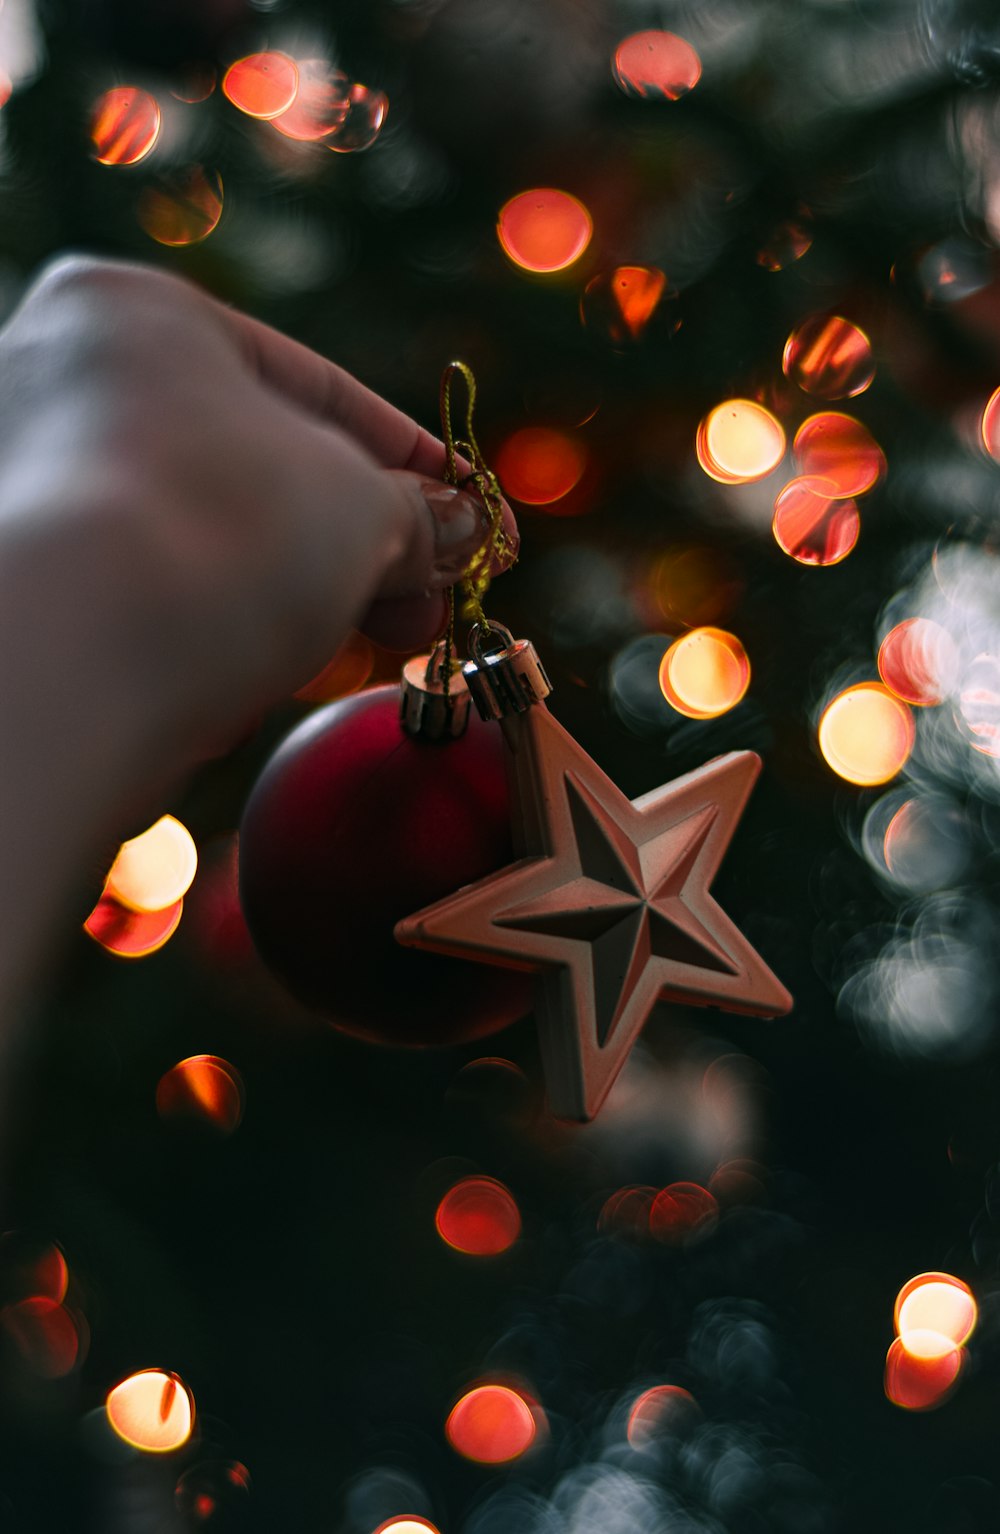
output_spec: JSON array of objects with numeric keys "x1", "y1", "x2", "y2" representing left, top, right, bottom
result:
[{"x1": 238, "y1": 683, "x2": 533, "y2": 1046}]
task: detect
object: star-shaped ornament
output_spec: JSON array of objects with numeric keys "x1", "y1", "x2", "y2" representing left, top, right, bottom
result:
[{"x1": 396, "y1": 675, "x2": 792, "y2": 1120}]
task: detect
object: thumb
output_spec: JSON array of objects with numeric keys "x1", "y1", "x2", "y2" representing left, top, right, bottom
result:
[{"x1": 375, "y1": 470, "x2": 493, "y2": 599}]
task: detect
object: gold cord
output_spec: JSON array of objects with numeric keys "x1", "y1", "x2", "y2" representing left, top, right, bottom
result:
[{"x1": 436, "y1": 360, "x2": 517, "y2": 701}]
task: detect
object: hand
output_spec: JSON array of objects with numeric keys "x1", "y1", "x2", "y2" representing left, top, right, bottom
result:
[{"x1": 0, "y1": 255, "x2": 518, "y2": 1009}]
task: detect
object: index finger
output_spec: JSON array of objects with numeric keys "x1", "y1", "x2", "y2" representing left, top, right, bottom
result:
[{"x1": 216, "y1": 299, "x2": 519, "y2": 558}]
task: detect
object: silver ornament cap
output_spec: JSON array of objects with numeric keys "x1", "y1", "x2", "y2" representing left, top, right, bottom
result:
[
  {"x1": 462, "y1": 621, "x2": 553, "y2": 721},
  {"x1": 400, "y1": 645, "x2": 471, "y2": 740}
]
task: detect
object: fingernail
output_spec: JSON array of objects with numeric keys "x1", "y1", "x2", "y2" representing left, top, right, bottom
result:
[{"x1": 423, "y1": 483, "x2": 490, "y2": 585}]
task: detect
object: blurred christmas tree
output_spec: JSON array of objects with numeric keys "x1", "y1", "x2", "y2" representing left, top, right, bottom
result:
[{"x1": 4, "y1": 0, "x2": 1000, "y2": 1530}]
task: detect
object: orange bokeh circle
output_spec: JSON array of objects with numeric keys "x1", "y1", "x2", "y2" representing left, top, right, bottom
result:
[
  {"x1": 222, "y1": 52, "x2": 299, "y2": 119},
  {"x1": 817, "y1": 683, "x2": 915, "y2": 786},
  {"x1": 91, "y1": 86, "x2": 161, "y2": 166},
  {"x1": 445, "y1": 1384, "x2": 537, "y2": 1464},
  {"x1": 658, "y1": 628, "x2": 750, "y2": 719},
  {"x1": 435, "y1": 1177, "x2": 521, "y2": 1256},
  {"x1": 497, "y1": 189, "x2": 592, "y2": 274},
  {"x1": 696, "y1": 400, "x2": 786, "y2": 484}
]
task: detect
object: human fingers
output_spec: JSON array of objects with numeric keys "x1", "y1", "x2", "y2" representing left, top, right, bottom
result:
[{"x1": 214, "y1": 303, "x2": 520, "y2": 555}]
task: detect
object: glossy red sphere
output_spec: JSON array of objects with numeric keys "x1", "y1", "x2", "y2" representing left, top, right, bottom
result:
[{"x1": 239, "y1": 686, "x2": 532, "y2": 1046}]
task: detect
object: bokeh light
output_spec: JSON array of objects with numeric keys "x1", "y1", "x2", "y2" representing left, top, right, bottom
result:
[
  {"x1": 793, "y1": 412, "x2": 886, "y2": 496},
  {"x1": 757, "y1": 220, "x2": 813, "y2": 272},
  {"x1": 0, "y1": 1297, "x2": 80, "y2": 1378},
  {"x1": 156, "y1": 1056, "x2": 245, "y2": 1136},
  {"x1": 885, "y1": 1334, "x2": 963, "y2": 1411},
  {"x1": 598, "y1": 1186, "x2": 658, "y2": 1239},
  {"x1": 497, "y1": 189, "x2": 593, "y2": 274},
  {"x1": 612, "y1": 30, "x2": 701, "y2": 100},
  {"x1": 271, "y1": 59, "x2": 349, "y2": 141},
  {"x1": 435, "y1": 1177, "x2": 521, "y2": 1256},
  {"x1": 222, "y1": 52, "x2": 299, "y2": 119},
  {"x1": 373, "y1": 1520, "x2": 441, "y2": 1534},
  {"x1": 0, "y1": 1234, "x2": 69, "y2": 1305},
  {"x1": 106, "y1": 1369, "x2": 195, "y2": 1453},
  {"x1": 649, "y1": 1182, "x2": 719, "y2": 1243},
  {"x1": 175, "y1": 1461, "x2": 251, "y2": 1523},
  {"x1": 696, "y1": 400, "x2": 786, "y2": 485},
  {"x1": 445, "y1": 1384, "x2": 537, "y2": 1464},
  {"x1": 658, "y1": 628, "x2": 750, "y2": 719},
  {"x1": 772, "y1": 476, "x2": 860, "y2": 565},
  {"x1": 495, "y1": 427, "x2": 588, "y2": 506},
  {"x1": 626, "y1": 1385, "x2": 700, "y2": 1448},
  {"x1": 327, "y1": 83, "x2": 388, "y2": 153},
  {"x1": 650, "y1": 546, "x2": 743, "y2": 628},
  {"x1": 894, "y1": 1273, "x2": 977, "y2": 1349},
  {"x1": 878, "y1": 794, "x2": 970, "y2": 892},
  {"x1": 105, "y1": 815, "x2": 197, "y2": 913},
  {"x1": 980, "y1": 386, "x2": 1000, "y2": 462},
  {"x1": 138, "y1": 166, "x2": 223, "y2": 246},
  {"x1": 783, "y1": 314, "x2": 875, "y2": 399},
  {"x1": 878, "y1": 618, "x2": 957, "y2": 706},
  {"x1": 84, "y1": 895, "x2": 183, "y2": 958},
  {"x1": 90, "y1": 87, "x2": 161, "y2": 166},
  {"x1": 171, "y1": 66, "x2": 215, "y2": 104},
  {"x1": 581, "y1": 266, "x2": 669, "y2": 344},
  {"x1": 818, "y1": 683, "x2": 915, "y2": 785},
  {"x1": 960, "y1": 652, "x2": 1000, "y2": 756}
]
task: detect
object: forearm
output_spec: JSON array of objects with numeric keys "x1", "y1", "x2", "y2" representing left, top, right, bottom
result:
[{"x1": 0, "y1": 507, "x2": 162, "y2": 1016}]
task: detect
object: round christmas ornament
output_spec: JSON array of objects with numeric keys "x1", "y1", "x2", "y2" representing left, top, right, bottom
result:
[{"x1": 239, "y1": 649, "x2": 533, "y2": 1046}]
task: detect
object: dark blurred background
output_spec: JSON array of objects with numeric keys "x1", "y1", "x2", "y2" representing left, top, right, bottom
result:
[{"x1": 5, "y1": 0, "x2": 1000, "y2": 1530}]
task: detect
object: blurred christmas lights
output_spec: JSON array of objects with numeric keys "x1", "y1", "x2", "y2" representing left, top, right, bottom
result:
[
  {"x1": 497, "y1": 189, "x2": 592, "y2": 274},
  {"x1": 222, "y1": 53, "x2": 299, "y2": 119},
  {"x1": 783, "y1": 315, "x2": 875, "y2": 400},
  {"x1": 156, "y1": 1056, "x2": 245, "y2": 1135},
  {"x1": 0, "y1": 1296, "x2": 83, "y2": 1378},
  {"x1": 138, "y1": 167, "x2": 223, "y2": 246},
  {"x1": 580, "y1": 266, "x2": 671, "y2": 345},
  {"x1": 885, "y1": 1272, "x2": 976, "y2": 1410},
  {"x1": 106, "y1": 1369, "x2": 195, "y2": 1452},
  {"x1": 626, "y1": 1385, "x2": 701, "y2": 1448},
  {"x1": 884, "y1": 1334, "x2": 964, "y2": 1411},
  {"x1": 696, "y1": 400, "x2": 786, "y2": 485},
  {"x1": 494, "y1": 426, "x2": 588, "y2": 507},
  {"x1": 894, "y1": 1272, "x2": 977, "y2": 1348},
  {"x1": 271, "y1": 59, "x2": 349, "y2": 142},
  {"x1": 175, "y1": 1461, "x2": 251, "y2": 1523},
  {"x1": 435, "y1": 1177, "x2": 521, "y2": 1256},
  {"x1": 90, "y1": 86, "x2": 161, "y2": 165},
  {"x1": 84, "y1": 895, "x2": 183, "y2": 958},
  {"x1": 793, "y1": 413, "x2": 885, "y2": 496},
  {"x1": 612, "y1": 30, "x2": 701, "y2": 100},
  {"x1": 649, "y1": 1182, "x2": 719, "y2": 1244},
  {"x1": 757, "y1": 220, "x2": 813, "y2": 272},
  {"x1": 877, "y1": 618, "x2": 957, "y2": 706},
  {"x1": 772, "y1": 476, "x2": 860, "y2": 566},
  {"x1": 105, "y1": 815, "x2": 197, "y2": 913},
  {"x1": 327, "y1": 84, "x2": 388, "y2": 153},
  {"x1": 658, "y1": 628, "x2": 750, "y2": 719},
  {"x1": 445, "y1": 1384, "x2": 537, "y2": 1464},
  {"x1": 818, "y1": 683, "x2": 914, "y2": 785}
]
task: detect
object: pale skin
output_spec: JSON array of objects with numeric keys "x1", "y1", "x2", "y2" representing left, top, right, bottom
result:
[{"x1": 0, "y1": 255, "x2": 517, "y2": 1021}]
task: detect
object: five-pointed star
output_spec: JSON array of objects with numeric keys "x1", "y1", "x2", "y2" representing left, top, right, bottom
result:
[{"x1": 395, "y1": 705, "x2": 792, "y2": 1120}]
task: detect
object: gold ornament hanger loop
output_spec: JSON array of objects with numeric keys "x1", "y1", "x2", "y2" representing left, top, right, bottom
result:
[{"x1": 437, "y1": 360, "x2": 516, "y2": 706}]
